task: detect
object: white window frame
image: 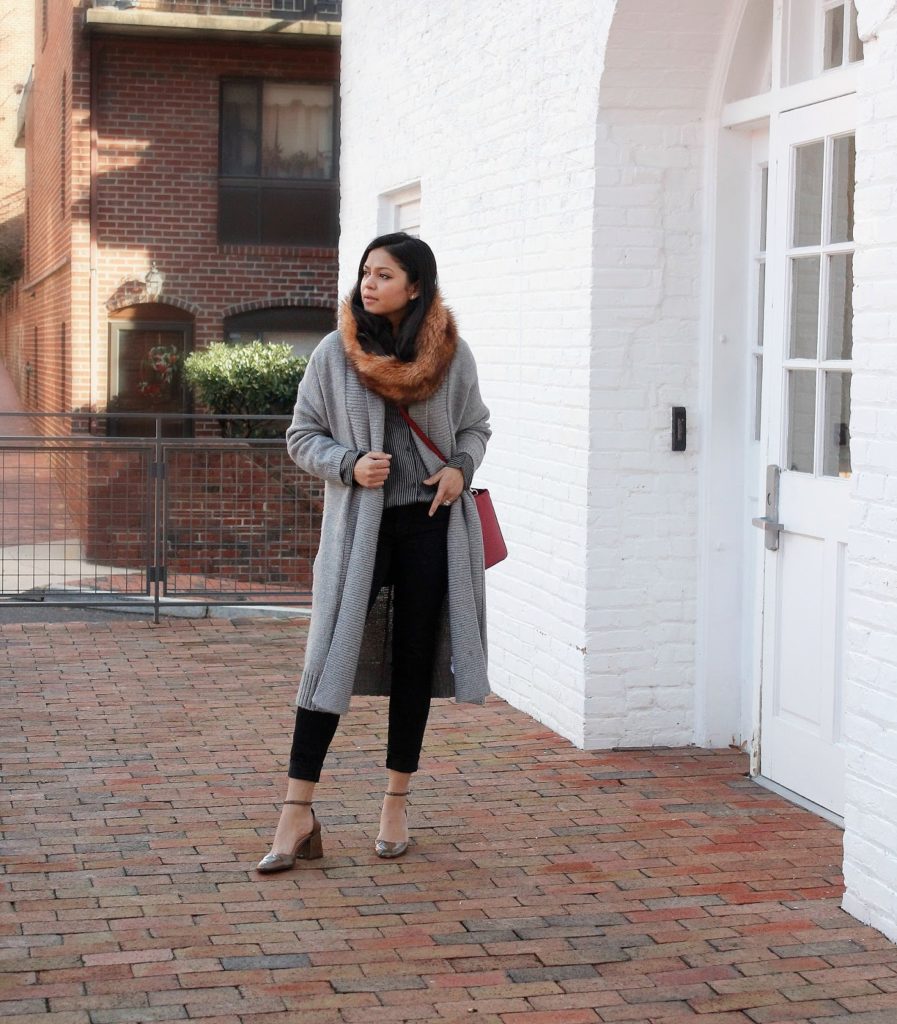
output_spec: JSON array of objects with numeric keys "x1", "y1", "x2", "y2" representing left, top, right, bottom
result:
[
  {"x1": 722, "y1": 0, "x2": 862, "y2": 130},
  {"x1": 377, "y1": 181, "x2": 422, "y2": 237},
  {"x1": 818, "y1": 0, "x2": 862, "y2": 76}
]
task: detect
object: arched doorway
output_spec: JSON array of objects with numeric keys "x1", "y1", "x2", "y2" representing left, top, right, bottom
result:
[
  {"x1": 589, "y1": 0, "x2": 737, "y2": 750},
  {"x1": 107, "y1": 302, "x2": 194, "y2": 436},
  {"x1": 593, "y1": 0, "x2": 861, "y2": 818},
  {"x1": 713, "y1": 0, "x2": 861, "y2": 817}
]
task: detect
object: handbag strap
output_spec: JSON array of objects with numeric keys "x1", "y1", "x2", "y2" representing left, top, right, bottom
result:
[{"x1": 396, "y1": 404, "x2": 448, "y2": 463}]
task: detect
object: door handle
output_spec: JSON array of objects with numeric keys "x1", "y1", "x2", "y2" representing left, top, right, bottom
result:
[
  {"x1": 752, "y1": 465, "x2": 782, "y2": 551},
  {"x1": 752, "y1": 515, "x2": 784, "y2": 550}
]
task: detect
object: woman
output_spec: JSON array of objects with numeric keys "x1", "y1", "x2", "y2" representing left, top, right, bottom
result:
[{"x1": 257, "y1": 233, "x2": 491, "y2": 871}]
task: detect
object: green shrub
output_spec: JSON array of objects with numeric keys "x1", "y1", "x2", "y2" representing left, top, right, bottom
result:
[{"x1": 184, "y1": 341, "x2": 307, "y2": 438}]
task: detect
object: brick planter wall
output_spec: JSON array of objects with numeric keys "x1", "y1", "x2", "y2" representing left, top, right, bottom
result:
[
  {"x1": 74, "y1": 444, "x2": 323, "y2": 589},
  {"x1": 162, "y1": 448, "x2": 323, "y2": 587}
]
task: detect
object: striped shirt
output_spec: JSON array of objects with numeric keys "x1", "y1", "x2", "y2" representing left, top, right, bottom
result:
[{"x1": 339, "y1": 402, "x2": 473, "y2": 507}]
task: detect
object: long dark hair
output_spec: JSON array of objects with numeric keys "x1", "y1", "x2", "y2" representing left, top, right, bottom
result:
[{"x1": 349, "y1": 232, "x2": 438, "y2": 362}]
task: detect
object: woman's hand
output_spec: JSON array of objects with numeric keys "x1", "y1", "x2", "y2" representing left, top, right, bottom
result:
[
  {"x1": 425, "y1": 466, "x2": 464, "y2": 517},
  {"x1": 354, "y1": 451, "x2": 392, "y2": 488}
]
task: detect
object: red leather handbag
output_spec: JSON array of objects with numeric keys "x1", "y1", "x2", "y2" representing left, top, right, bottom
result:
[
  {"x1": 469, "y1": 487, "x2": 508, "y2": 569},
  {"x1": 397, "y1": 406, "x2": 508, "y2": 568}
]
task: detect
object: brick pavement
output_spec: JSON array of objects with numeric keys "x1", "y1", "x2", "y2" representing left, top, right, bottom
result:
[{"x1": 2, "y1": 615, "x2": 897, "y2": 1023}]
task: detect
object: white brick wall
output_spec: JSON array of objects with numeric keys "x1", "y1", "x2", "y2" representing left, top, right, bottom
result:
[
  {"x1": 842, "y1": 4, "x2": 897, "y2": 945},
  {"x1": 338, "y1": 0, "x2": 756, "y2": 750},
  {"x1": 340, "y1": 0, "x2": 613, "y2": 744},
  {"x1": 585, "y1": 1, "x2": 731, "y2": 747},
  {"x1": 340, "y1": 0, "x2": 741, "y2": 749}
]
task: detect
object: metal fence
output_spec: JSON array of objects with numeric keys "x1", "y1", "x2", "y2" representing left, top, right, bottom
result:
[{"x1": 0, "y1": 412, "x2": 321, "y2": 621}]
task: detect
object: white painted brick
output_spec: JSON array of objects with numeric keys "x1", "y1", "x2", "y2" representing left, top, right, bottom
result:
[
  {"x1": 846, "y1": 20, "x2": 897, "y2": 937},
  {"x1": 340, "y1": 0, "x2": 897, "y2": 803}
]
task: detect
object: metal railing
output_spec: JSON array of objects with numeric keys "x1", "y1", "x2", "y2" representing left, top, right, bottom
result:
[
  {"x1": 89, "y1": 0, "x2": 341, "y2": 19},
  {"x1": 0, "y1": 412, "x2": 321, "y2": 621}
]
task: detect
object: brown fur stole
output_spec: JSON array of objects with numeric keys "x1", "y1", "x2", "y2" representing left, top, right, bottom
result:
[{"x1": 339, "y1": 293, "x2": 458, "y2": 404}]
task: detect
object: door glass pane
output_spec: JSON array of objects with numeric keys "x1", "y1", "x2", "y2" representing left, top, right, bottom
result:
[
  {"x1": 787, "y1": 370, "x2": 817, "y2": 473},
  {"x1": 824, "y1": 5, "x2": 845, "y2": 70},
  {"x1": 793, "y1": 141, "x2": 825, "y2": 246},
  {"x1": 760, "y1": 165, "x2": 769, "y2": 251},
  {"x1": 849, "y1": 2, "x2": 863, "y2": 63},
  {"x1": 830, "y1": 134, "x2": 855, "y2": 243},
  {"x1": 826, "y1": 252, "x2": 853, "y2": 360},
  {"x1": 757, "y1": 261, "x2": 766, "y2": 347},
  {"x1": 823, "y1": 372, "x2": 851, "y2": 477},
  {"x1": 790, "y1": 256, "x2": 820, "y2": 358},
  {"x1": 112, "y1": 329, "x2": 186, "y2": 412},
  {"x1": 109, "y1": 326, "x2": 190, "y2": 437}
]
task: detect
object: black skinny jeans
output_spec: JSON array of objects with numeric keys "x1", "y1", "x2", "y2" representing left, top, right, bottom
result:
[{"x1": 288, "y1": 502, "x2": 450, "y2": 781}]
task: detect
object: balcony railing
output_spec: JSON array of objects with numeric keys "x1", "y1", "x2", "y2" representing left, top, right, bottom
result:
[{"x1": 90, "y1": 0, "x2": 341, "y2": 19}]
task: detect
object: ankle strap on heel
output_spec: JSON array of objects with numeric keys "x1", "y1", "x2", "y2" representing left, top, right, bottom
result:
[
  {"x1": 283, "y1": 800, "x2": 314, "y2": 807},
  {"x1": 385, "y1": 791, "x2": 409, "y2": 799}
]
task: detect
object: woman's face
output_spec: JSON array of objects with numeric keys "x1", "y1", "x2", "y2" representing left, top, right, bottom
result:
[{"x1": 360, "y1": 248, "x2": 418, "y2": 328}]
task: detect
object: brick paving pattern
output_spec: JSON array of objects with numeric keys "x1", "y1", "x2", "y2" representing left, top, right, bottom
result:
[{"x1": 3, "y1": 615, "x2": 897, "y2": 1023}]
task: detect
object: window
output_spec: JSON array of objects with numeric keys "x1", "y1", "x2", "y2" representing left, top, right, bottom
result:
[
  {"x1": 59, "y1": 323, "x2": 67, "y2": 411},
  {"x1": 823, "y1": 1, "x2": 863, "y2": 71},
  {"x1": 378, "y1": 182, "x2": 422, "y2": 237},
  {"x1": 783, "y1": 0, "x2": 863, "y2": 86},
  {"x1": 29, "y1": 327, "x2": 38, "y2": 407},
  {"x1": 219, "y1": 80, "x2": 338, "y2": 247},
  {"x1": 785, "y1": 132, "x2": 855, "y2": 477},
  {"x1": 224, "y1": 306, "x2": 334, "y2": 359},
  {"x1": 271, "y1": 0, "x2": 342, "y2": 19}
]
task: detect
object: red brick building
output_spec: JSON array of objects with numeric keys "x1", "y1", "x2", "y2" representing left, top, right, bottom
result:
[
  {"x1": 2, "y1": 0, "x2": 340, "y2": 422},
  {"x1": 0, "y1": 3, "x2": 33, "y2": 295}
]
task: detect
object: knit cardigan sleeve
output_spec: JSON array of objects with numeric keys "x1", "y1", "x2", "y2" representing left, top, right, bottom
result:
[
  {"x1": 450, "y1": 340, "x2": 492, "y2": 473},
  {"x1": 285, "y1": 336, "x2": 356, "y2": 485}
]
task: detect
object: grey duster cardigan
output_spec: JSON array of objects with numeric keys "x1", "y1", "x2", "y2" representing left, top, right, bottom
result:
[{"x1": 286, "y1": 329, "x2": 492, "y2": 715}]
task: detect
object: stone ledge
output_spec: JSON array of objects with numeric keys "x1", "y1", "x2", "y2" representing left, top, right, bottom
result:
[{"x1": 84, "y1": 7, "x2": 341, "y2": 45}]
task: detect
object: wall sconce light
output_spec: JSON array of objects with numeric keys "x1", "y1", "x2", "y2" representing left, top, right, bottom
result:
[{"x1": 144, "y1": 260, "x2": 165, "y2": 301}]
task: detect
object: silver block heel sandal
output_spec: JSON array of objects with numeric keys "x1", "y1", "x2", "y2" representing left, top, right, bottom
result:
[
  {"x1": 256, "y1": 800, "x2": 323, "y2": 874},
  {"x1": 375, "y1": 790, "x2": 411, "y2": 859}
]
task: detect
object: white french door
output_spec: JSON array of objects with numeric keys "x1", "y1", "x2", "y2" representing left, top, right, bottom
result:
[{"x1": 756, "y1": 93, "x2": 855, "y2": 816}]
